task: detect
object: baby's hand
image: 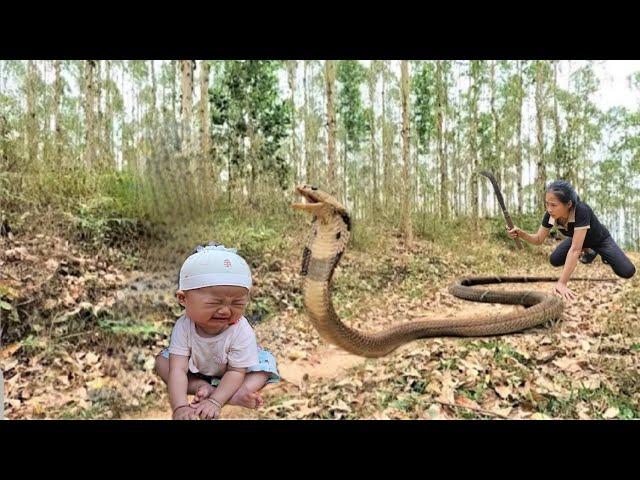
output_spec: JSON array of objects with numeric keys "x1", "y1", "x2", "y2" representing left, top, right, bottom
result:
[
  {"x1": 192, "y1": 398, "x2": 222, "y2": 420},
  {"x1": 193, "y1": 384, "x2": 215, "y2": 403},
  {"x1": 172, "y1": 405, "x2": 198, "y2": 420}
]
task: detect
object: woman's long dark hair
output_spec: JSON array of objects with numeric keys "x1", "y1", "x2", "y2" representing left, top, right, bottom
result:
[{"x1": 546, "y1": 180, "x2": 580, "y2": 208}]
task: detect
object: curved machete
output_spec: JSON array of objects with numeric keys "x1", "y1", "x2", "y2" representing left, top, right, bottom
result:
[{"x1": 479, "y1": 170, "x2": 523, "y2": 250}]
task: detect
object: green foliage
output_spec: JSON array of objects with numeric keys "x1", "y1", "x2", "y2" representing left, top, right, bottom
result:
[
  {"x1": 98, "y1": 317, "x2": 167, "y2": 341},
  {"x1": 210, "y1": 60, "x2": 291, "y2": 190},
  {"x1": 554, "y1": 64, "x2": 603, "y2": 186},
  {"x1": 486, "y1": 212, "x2": 542, "y2": 247},
  {"x1": 18, "y1": 335, "x2": 48, "y2": 355},
  {"x1": 412, "y1": 61, "x2": 437, "y2": 154},
  {"x1": 336, "y1": 60, "x2": 368, "y2": 153},
  {"x1": 71, "y1": 205, "x2": 149, "y2": 249},
  {"x1": 539, "y1": 386, "x2": 639, "y2": 419},
  {"x1": 469, "y1": 339, "x2": 529, "y2": 365},
  {"x1": 1, "y1": 60, "x2": 639, "y2": 252},
  {"x1": 0, "y1": 166, "x2": 157, "y2": 250},
  {"x1": 245, "y1": 297, "x2": 278, "y2": 325}
]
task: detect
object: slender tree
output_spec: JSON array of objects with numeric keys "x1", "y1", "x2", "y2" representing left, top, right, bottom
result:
[
  {"x1": 400, "y1": 60, "x2": 413, "y2": 244},
  {"x1": 286, "y1": 61, "x2": 298, "y2": 185},
  {"x1": 180, "y1": 60, "x2": 194, "y2": 156},
  {"x1": 325, "y1": 60, "x2": 337, "y2": 192},
  {"x1": 534, "y1": 60, "x2": 548, "y2": 211},
  {"x1": 53, "y1": 60, "x2": 63, "y2": 162},
  {"x1": 25, "y1": 61, "x2": 38, "y2": 167},
  {"x1": 368, "y1": 60, "x2": 381, "y2": 216},
  {"x1": 83, "y1": 60, "x2": 96, "y2": 170},
  {"x1": 199, "y1": 60, "x2": 211, "y2": 160},
  {"x1": 436, "y1": 61, "x2": 448, "y2": 219}
]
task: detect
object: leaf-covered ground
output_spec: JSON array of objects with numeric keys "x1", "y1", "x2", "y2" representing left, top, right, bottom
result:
[{"x1": 1, "y1": 228, "x2": 638, "y2": 420}]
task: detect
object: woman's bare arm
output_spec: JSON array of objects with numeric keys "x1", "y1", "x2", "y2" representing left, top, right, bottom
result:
[
  {"x1": 507, "y1": 225, "x2": 550, "y2": 245},
  {"x1": 558, "y1": 228, "x2": 587, "y2": 286}
]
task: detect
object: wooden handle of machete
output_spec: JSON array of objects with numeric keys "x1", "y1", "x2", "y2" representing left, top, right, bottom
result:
[{"x1": 504, "y1": 216, "x2": 524, "y2": 250}]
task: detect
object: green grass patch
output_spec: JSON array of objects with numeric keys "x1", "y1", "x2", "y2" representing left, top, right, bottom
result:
[
  {"x1": 537, "y1": 386, "x2": 639, "y2": 419},
  {"x1": 465, "y1": 339, "x2": 528, "y2": 366},
  {"x1": 98, "y1": 317, "x2": 168, "y2": 341}
]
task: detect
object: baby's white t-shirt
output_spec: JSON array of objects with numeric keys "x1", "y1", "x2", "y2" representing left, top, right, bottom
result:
[{"x1": 168, "y1": 315, "x2": 259, "y2": 377}]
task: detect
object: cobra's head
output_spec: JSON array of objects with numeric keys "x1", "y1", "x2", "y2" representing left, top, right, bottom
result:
[{"x1": 292, "y1": 185, "x2": 348, "y2": 223}]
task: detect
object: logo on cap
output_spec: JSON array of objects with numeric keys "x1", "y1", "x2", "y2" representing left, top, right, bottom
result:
[{"x1": 224, "y1": 259, "x2": 232, "y2": 269}]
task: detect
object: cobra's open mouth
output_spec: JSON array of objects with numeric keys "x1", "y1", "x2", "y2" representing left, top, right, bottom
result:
[{"x1": 292, "y1": 186, "x2": 323, "y2": 212}]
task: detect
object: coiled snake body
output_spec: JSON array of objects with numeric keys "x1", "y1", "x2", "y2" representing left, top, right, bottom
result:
[{"x1": 293, "y1": 185, "x2": 595, "y2": 358}]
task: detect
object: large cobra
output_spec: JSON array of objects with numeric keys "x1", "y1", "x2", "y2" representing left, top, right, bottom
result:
[{"x1": 292, "y1": 185, "x2": 610, "y2": 358}]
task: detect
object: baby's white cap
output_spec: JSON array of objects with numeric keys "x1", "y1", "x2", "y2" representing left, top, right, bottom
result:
[{"x1": 179, "y1": 244, "x2": 252, "y2": 291}]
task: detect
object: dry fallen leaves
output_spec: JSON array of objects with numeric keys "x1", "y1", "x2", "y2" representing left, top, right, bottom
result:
[
  {"x1": 3, "y1": 230, "x2": 638, "y2": 421},
  {"x1": 494, "y1": 384, "x2": 512, "y2": 400},
  {"x1": 1, "y1": 343, "x2": 21, "y2": 359}
]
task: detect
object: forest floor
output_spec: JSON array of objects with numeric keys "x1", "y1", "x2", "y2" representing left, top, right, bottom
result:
[{"x1": 2, "y1": 221, "x2": 639, "y2": 420}]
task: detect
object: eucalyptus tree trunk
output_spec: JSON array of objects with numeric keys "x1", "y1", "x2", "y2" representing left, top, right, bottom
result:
[
  {"x1": 325, "y1": 60, "x2": 337, "y2": 193},
  {"x1": 53, "y1": 60, "x2": 63, "y2": 162},
  {"x1": 490, "y1": 60, "x2": 501, "y2": 216},
  {"x1": 381, "y1": 64, "x2": 391, "y2": 211},
  {"x1": 287, "y1": 61, "x2": 298, "y2": 185},
  {"x1": 400, "y1": 61, "x2": 413, "y2": 245},
  {"x1": 535, "y1": 61, "x2": 547, "y2": 212},
  {"x1": 150, "y1": 60, "x2": 158, "y2": 151},
  {"x1": 342, "y1": 132, "x2": 348, "y2": 208},
  {"x1": 95, "y1": 61, "x2": 104, "y2": 169},
  {"x1": 304, "y1": 60, "x2": 312, "y2": 184},
  {"x1": 197, "y1": 60, "x2": 213, "y2": 198},
  {"x1": 199, "y1": 60, "x2": 211, "y2": 160},
  {"x1": 171, "y1": 60, "x2": 178, "y2": 123},
  {"x1": 368, "y1": 61, "x2": 379, "y2": 217},
  {"x1": 436, "y1": 61, "x2": 448, "y2": 219},
  {"x1": 516, "y1": 60, "x2": 524, "y2": 215},
  {"x1": 83, "y1": 60, "x2": 96, "y2": 170},
  {"x1": 104, "y1": 60, "x2": 114, "y2": 163},
  {"x1": 552, "y1": 61, "x2": 563, "y2": 180},
  {"x1": 469, "y1": 61, "x2": 480, "y2": 224},
  {"x1": 180, "y1": 60, "x2": 194, "y2": 157},
  {"x1": 26, "y1": 61, "x2": 38, "y2": 168}
]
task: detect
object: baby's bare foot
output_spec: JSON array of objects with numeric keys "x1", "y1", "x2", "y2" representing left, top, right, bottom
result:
[
  {"x1": 230, "y1": 389, "x2": 263, "y2": 409},
  {"x1": 193, "y1": 384, "x2": 216, "y2": 404}
]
